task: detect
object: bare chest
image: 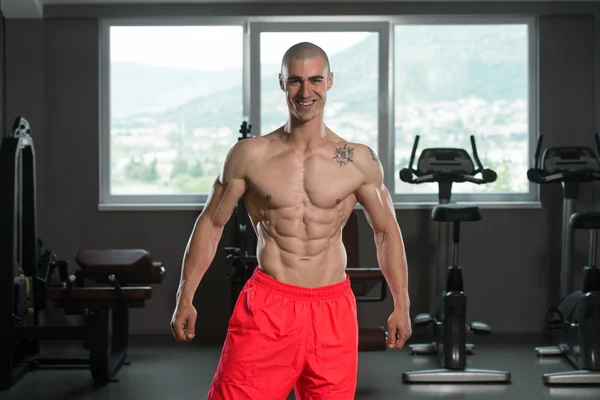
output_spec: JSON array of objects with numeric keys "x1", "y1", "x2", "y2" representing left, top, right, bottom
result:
[{"x1": 247, "y1": 150, "x2": 362, "y2": 209}]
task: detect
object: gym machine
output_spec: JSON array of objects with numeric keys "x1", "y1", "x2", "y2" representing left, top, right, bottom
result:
[
  {"x1": 399, "y1": 135, "x2": 511, "y2": 383},
  {"x1": 1, "y1": 117, "x2": 166, "y2": 391},
  {"x1": 343, "y1": 211, "x2": 389, "y2": 352},
  {"x1": 528, "y1": 133, "x2": 600, "y2": 385},
  {"x1": 225, "y1": 121, "x2": 258, "y2": 311}
]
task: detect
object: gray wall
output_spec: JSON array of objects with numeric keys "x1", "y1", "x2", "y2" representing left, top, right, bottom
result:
[{"x1": 4, "y1": 2, "x2": 600, "y2": 338}]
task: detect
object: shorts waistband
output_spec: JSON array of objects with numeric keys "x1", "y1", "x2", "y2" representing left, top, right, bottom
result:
[{"x1": 250, "y1": 267, "x2": 351, "y2": 300}]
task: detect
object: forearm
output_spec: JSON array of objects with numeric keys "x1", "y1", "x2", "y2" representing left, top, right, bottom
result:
[
  {"x1": 375, "y1": 227, "x2": 410, "y2": 310},
  {"x1": 176, "y1": 217, "x2": 224, "y2": 305}
]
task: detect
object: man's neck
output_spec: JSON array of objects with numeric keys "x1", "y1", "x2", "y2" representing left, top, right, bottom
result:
[{"x1": 283, "y1": 116, "x2": 328, "y2": 150}]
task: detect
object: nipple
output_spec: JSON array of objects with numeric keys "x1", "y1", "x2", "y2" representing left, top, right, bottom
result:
[
  {"x1": 336, "y1": 199, "x2": 341, "y2": 204},
  {"x1": 266, "y1": 195, "x2": 272, "y2": 202}
]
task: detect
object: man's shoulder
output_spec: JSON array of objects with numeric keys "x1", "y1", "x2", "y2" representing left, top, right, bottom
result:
[
  {"x1": 228, "y1": 135, "x2": 270, "y2": 160},
  {"x1": 328, "y1": 139, "x2": 379, "y2": 165},
  {"x1": 329, "y1": 139, "x2": 382, "y2": 182}
]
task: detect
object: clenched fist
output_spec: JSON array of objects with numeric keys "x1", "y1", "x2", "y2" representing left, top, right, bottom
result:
[
  {"x1": 386, "y1": 307, "x2": 412, "y2": 349},
  {"x1": 171, "y1": 302, "x2": 197, "y2": 342}
]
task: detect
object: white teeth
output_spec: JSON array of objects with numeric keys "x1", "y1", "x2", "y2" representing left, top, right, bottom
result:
[{"x1": 299, "y1": 101, "x2": 313, "y2": 106}]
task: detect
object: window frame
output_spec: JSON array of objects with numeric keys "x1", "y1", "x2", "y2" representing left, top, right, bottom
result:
[
  {"x1": 99, "y1": 17, "x2": 249, "y2": 208},
  {"x1": 98, "y1": 15, "x2": 539, "y2": 210},
  {"x1": 389, "y1": 15, "x2": 539, "y2": 204}
]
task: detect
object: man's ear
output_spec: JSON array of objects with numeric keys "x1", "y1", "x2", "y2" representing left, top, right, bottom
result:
[
  {"x1": 279, "y1": 73, "x2": 285, "y2": 91},
  {"x1": 327, "y1": 72, "x2": 334, "y2": 90}
]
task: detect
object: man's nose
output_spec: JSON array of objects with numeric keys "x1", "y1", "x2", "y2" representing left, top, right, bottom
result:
[{"x1": 300, "y1": 83, "x2": 310, "y2": 98}]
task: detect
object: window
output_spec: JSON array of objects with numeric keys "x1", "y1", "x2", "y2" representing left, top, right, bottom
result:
[
  {"x1": 100, "y1": 17, "x2": 537, "y2": 209},
  {"x1": 101, "y1": 23, "x2": 244, "y2": 205},
  {"x1": 259, "y1": 30, "x2": 379, "y2": 151},
  {"x1": 393, "y1": 20, "x2": 536, "y2": 203}
]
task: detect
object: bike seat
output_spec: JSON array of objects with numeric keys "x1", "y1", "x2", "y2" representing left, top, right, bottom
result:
[
  {"x1": 432, "y1": 203, "x2": 482, "y2": 222},
  {"x1": 570, "y1": 211, "x2": 600, "y2": 230}
]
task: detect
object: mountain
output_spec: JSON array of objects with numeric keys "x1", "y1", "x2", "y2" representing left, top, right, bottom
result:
[
  {"x1": 110, "y1": 63, "x2": 280, "y2": 118},
  {"x1": 110, "y1": 63, "x2": 240, "y2": 117},
  {"x1": 112, "y1": 25, "x2": 528, "y2": 128},
  {"x1": 394, "y1": 24, "x2": 527, "y2": 102}
]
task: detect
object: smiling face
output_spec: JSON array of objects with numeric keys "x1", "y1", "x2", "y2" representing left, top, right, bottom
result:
[{"x1": 279, "y1": 44, "x2": 334, "y2": 124}]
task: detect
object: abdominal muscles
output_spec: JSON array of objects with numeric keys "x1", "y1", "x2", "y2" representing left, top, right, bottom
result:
[{"x1": 253, "y1": 196, "x2": 349, "y2": 284}]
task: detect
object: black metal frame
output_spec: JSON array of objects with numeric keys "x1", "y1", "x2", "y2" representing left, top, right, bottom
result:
[
  {"x1": 1, "y1": 117, "x2": 40, "y2": 390},
  {"x1": 0, "y1": 10, "x2": 5, "y2": 139},
  {"x1": 529, "y1": 134, "x2": 600, "y2": 385},
  {"x1": 400, "y1": 135, "x2": 510, "y2": 383},
  {"x1": 224, "y1": 121, "x2": 258, "y2": 310},
  {"x1": 0, "y1": 117, "x2": 147, "y2": 391},
  {"x1": 6, "y1": 302, "x2": 137, "y2": 390}
]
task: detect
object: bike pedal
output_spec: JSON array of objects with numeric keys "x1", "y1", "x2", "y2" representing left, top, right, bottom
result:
[
  {"x1": 413, "y1": 313, "x2": 433, "y2": 327},
  {"x1": 468, "y1": 321, "x2": 492, "y2": 335}
]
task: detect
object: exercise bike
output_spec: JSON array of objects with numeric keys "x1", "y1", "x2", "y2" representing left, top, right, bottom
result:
[
  {"x1": 528, "y1": 133, "x2": 600, "y2": 385},
  {"x1": 399, "y1": 135, "x2": 511, "y2": 383}
]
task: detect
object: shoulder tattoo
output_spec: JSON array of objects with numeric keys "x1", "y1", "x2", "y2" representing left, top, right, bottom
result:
[
  {"x1": 369, "y1": 147, "x2": 380, "y2": 164},
  {"x1": 332, "y1": 143, "x2": 354, "y2": 167}
]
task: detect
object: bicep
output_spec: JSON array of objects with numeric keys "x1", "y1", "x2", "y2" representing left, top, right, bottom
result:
[
  {"x1": 356, "y1": 182, "x2": 397, "y2": 234},
  {"x1": 201, "y1": 177, "x2": 246, "y2": 229},
  {"x1": 200, "y1": 140, "x2": 253, "y2": 228},
  {"x1": 353, "y1": 143, "x2": 397, "y2": 234}
]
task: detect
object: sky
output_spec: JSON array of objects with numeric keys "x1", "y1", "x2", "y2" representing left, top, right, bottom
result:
[{"x1": 110, "y1": 26, "x2": 373, "y2": 70}]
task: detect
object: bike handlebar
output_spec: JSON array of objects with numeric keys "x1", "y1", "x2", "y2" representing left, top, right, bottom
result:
[
  {"x1": 399, "y1": 170, "x2": 497, "y2": 185},
  {"x1": 527, "y1": 168, "x2": 600, "y2": 184},
  {"x1": 399, "y1": 134, "x2": 497, "y2": 185},
  {"x1": 527, "y1": 132, "x2": 600, "y2": 184}
]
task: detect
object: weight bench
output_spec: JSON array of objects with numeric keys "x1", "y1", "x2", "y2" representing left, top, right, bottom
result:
[
  {"x1": 41, "y1": 249, "x2": 165, "y2": 385},
  {"x1": 342, "y1": 211, "x2": 389, "y2": 351}
]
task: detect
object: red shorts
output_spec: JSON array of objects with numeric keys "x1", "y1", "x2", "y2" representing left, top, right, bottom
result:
[{"x1": 207, "y1": 267, "x2": 358, "y2": 399}]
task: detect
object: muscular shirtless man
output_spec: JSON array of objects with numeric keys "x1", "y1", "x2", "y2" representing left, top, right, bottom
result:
[{"x1": 171, "y1": 42, "x2": 411, "y2": 399}]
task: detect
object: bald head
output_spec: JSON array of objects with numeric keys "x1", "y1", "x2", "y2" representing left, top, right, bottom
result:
[
  {"x1": 278, "y1": 42, "x2": 333, "y2": 122},
  {"x1": 280, "y1": 42, "x2": 331, "y2": 76}
]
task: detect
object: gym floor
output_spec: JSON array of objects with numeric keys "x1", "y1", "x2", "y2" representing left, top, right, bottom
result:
[{"x1": 3, "y1": 334, "x2": 600, "y2": 400}]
